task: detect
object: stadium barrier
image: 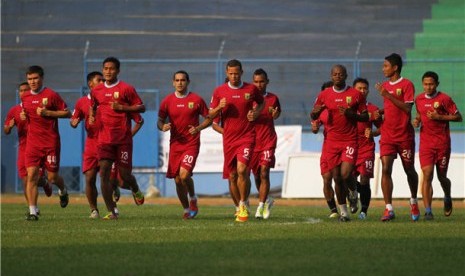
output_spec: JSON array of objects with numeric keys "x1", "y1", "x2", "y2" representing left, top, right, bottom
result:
[{"x1": 282, "y1": 152, "x2": 465, "y2": 199}]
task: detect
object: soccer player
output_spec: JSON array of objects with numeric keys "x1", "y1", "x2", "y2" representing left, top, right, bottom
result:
[
  {"x1": 310, "y1": 81, "x2": 339, "y2": 218},
  {"x1": 375, "y1": 53, "x2": 420, "y2": 222},
  {"x1": 352, "y1": 78, "x2": 382, "y2": 219},
  {"x1": 412, "y1": 71, "x2": 462, "y2": 220},
  {"x1": 211, "y1": 115, "x2": 242, "y2": 216},
  {"x1": 158, "y1": 70, "x2": 212, "y2": 219},
  {"x1": 70, "y1": 71, "x2": 104, "y2": 219},
  {"x1": 20, "y1": 65, "x2": 71, "y2": 221},
  {"x1": 250, "y1": 68, "x2": 281, "y2": 219},
  {"x1": 310, "y1": 65, "x2": 368, "y2": 222},
  {"x1": 209, "y1": 59, "x2": 264, "y2": 222},
  {"x1": 111, "y1": 113, "x2": 144, "y2": 204},
  {"x1": 4, "y1": 82, "x2": 52, "y2": 215},
  {"x1": 89, "y1": 57, "x2": 146, "y2": 220}
]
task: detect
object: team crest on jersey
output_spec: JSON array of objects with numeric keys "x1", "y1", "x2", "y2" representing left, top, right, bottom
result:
[
  {"x1": 188, "y1": 102, "x2": 194, "y2": 109},
  {"x1": 42, "y1": 98, "x2": 48, "y2": 106},
  {"x1": 433, "y1": 101, "x2": 440, "y2": 109},
  {"x1": 396, "y1": 88, "x2": 402, "y2": 96},
  {"x1": 244, "y1": 93, "x2": 250, "y2": 100},
  {"x1": 113, "y1": 92, "x2": 119, "y2": 99},
  {"x1": 346, "y1": 96, "x2": 352, "y2": 105}
]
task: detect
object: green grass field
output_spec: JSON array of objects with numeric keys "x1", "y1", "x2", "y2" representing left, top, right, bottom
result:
[{"x1": 2, "y1": 198, "x2": 465, "y2": 276}]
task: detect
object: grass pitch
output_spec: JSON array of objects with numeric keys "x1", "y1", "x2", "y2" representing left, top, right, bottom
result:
[{"x1": 1, "y1": 196, "x2": 465, "y2": 276}]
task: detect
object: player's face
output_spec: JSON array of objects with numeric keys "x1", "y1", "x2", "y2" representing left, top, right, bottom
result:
[
  {"x1": 226, "y1": 66, "x2": 242, "y2": 86},
  {"x1": 88, "y1": 75, "x2": 104, "y2": 89},
  {"x1": 252, "y1": 74, "x2": 268, "y2": 94},
  {"x1": 172, "y1": 73, "x2": 189, "y2": 93},
  {"x1": 18, "y1": 84, "x2": 30, "y2": 98},
  {"x1": 330, "y1": 67, "x2": 347, "y2": 87},
  {"x1": 382, "y1": 60, "x2": 396, "y2": 78},
  {"x1": 354, "y1": 82, "x2": 369, "y2": 98},
  {"x1": 422, "y1": 77, "x2": 438, "y2": 96},
  {"x1": 102, "y1": 62, "x2": 119, "y2": 83},
  {"x1": 26, "y1": 73, "x2": 43, "y2": 92}
]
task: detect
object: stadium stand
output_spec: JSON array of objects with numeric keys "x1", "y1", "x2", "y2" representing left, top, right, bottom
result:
[{"x1": 2, "y1": 0, "x2": 449, "y2": 192}]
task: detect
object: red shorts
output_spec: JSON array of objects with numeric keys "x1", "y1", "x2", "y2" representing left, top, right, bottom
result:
[
  {"x1": 419, "y1": 146, "x2": 450, "y2": 174},
  {"x1": 17, "y1": 147, "x2": 27, "y2": 178},
  {"x1": 379, "y1": 139, "x2": 415, "y2": 169},
  {"x1": 24, "y1": 146, "x2": 61, "y2": 173},
  {"x1": 320, "y1": 141, "x2": 330, "y2": 175},
  {"x1": 250, "y1": 149, "x2": 276, "y2": 175},
  {"x1": 98, "y1": 143, "x2": 133, "y2": 169},
  {"x1": 322, "y1": 140, "x2": 358, "y2": 172},
  {"x1": 166, "y1": 147, "x2": 199, "y2": 179},
  {"x1": 222, "y1": 142, "x2": 254, "y2": 179},
  {"x1": 82, "y1": 138, "x2": 99, "y2": 173},
  {"x1": 354, "y1": 147, "x2": 375, "y2": 178}
]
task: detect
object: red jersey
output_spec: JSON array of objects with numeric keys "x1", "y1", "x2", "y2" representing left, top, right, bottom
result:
[
  {"x1": 71, "y1": 94, "x2": 100, "y2": 139},
  {"x1": 357, "y1": 102, "x2": 381, "y2": 151},
  {"x1": 313, "y1": 86, "x2": 366, "y2": 141},
  {"x1": 210, "y1": 82, "x2": 264, "y2": 146},
  {"x1": 380, "y1": 77, "x2": 415, "y2": 142},
  {"x1": 254, "y1": 92, "x2": 280, "y2": 151},
  {"x1": 21, "y1": 87, "x2": 68, "y2": 148},
  {"x1": 415, "y1": 91, "x2": 459, "y2": 148},
  {"x1": 159, "y1": 91, "x2": 209, "y2": 148},
  {"x1": 91, "y1": 80, "x2": 144, "y2": 145},
  {"x1": 4, "y1": 104, "x2": 28, "y2": 149}
]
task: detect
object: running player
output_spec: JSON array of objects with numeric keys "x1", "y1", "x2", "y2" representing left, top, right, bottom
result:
[
  {"x1": 89, "y1": 57, "x2": 145, "y2": 220},
  {"x1": 375, "y1": 53, "x2": 420, "y2": 222},
  {"x1": 70, "y1": 71, "x2": 104, "y2": 219},
  {"x1": 412, "y1": 71, "x2": 462, "y2": 220},
  {"x1": 4, "y1": 82, "x2": 52, "y2": 215},
  {"x1": 209, "y1": 59, "x2": 264, "y2": 222},
  {"x1": 158, "y1": 70, "x2": 211, "y2": 219},
  {"x1": 311, "y1": 65, "x2": 368, "y2": 222},
  {"x1": 21, "y1": 65, "x2": 71, "y2": 221},
  {"x1": 250, "y1": 68, "x2": 281, "y2": 220},
  {"x1": 310, "y1": 81, "x2": 339, "y2": 218},
  {"x1": 352, "y1": 78, "x2": 382, "y2": 219}
]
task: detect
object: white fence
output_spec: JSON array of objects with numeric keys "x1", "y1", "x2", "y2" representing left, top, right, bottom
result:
[{"x1": 282, "y1": 152, "x2": 465, "y2": 199}]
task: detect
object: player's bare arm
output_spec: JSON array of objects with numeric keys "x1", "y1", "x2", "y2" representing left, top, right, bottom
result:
[
  {"x1": 70, "y1": 118, "x2": 80, "y2": 128},
  {"x1": 209, "y1": 97, "x2": 226, "y2": 119},
  {"x1": 37, "y1": 107, "x2": 71, "y2": 118},
  {"x1": 375, "y1": 82, "x2": 412, "y2": 114},
  {"x1": 271, "y1": 106, "x2": 281, "y2": 120},
  {"x1": 189, "y1": 116, "x2": 213, "y2": 135},
  {"x1": 310, "y1": 104, "x2": 325, "y2": 120},
  {"x1": 157, "y1": 117, "x2": 171, "y2": 132},
  {"x1": 427, "y1": 110, "x2": 462, "y2": 122}
]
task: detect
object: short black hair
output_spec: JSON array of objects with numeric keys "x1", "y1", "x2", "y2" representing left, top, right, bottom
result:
[
  {"x1": 253, "y1": 68, "x2": 268, "y2": 80},
  {"x1": 19, "y1": 81, "x2": 29, "y2": 88},
  {"x1": 353, "y1": 77, "x2": 369, "y2": 87},
  {"x1": 26, "y1": 65, "x2": 44, "y2": 77},
  {"x1": 321, "y1": 81, "x2": 333, "y2": 91},
  {"x1": 226, "y1": 59, "x2": 242, "y2": 70},
  {"x1": 103, "y1": 57, "x2": 120, "y2": 70},
  {"x1": 173, "y1": 70, "x2": 190, "y2": 82},
  {"x1": 87, "y1": 71, "x2": 103, "y2": 82},
  {"x1": 422, "y1": 71, "x2": 439, "y2": 83},
  {"x1": 385, "y1": 53, "x2": 403, "y2": 73}
]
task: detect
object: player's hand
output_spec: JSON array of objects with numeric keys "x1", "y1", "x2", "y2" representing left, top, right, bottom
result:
[
  {"x1": 8, "y1": 118, "x2": 15, "y2": 128},
  {"x1": 71, "y1": 118, "x2": 80, "y2": 127},
  {"x1": 162, "y1": 123, "x2": 171, "y2": 132},
  {"x1": 412, "y1": 118, "x2": 420, "y2": 128},
  {"x1": 188, "y1": 125, "x2": 199, "y2": 135},
  {"x1": 375, "y1": 83, "x2": 389, "y2": 97},
  {"x1": 271, "y1": 106, "x2": 279, "y2": 119},
  {"x1": 20, "y1": 109, "x2": 27, "y2": 121},
  {"x1": 373, "y1": 110, "x2": 382, "y2": 121},
  {"x1": 36, "y1": 106, "x2": 48, "y2": 116},
  {"x1": 110, "y1": 101, "x2": 123, "y2": 111},
  {"x1": 364, "y1": 127, "x2": 372, "y2": 138},
  {"x1": 219, "y1": 98, "x2": 227, "y2": 109},
  {"x1": 427, "y1": 110, "x2": 439, "y2": 120},
  {"x1": 247, "y1": 109, "x2": 259, "y2": 121},
  {"x1": 310, "y1": 120, "x2": 320, "y2": 134}
]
